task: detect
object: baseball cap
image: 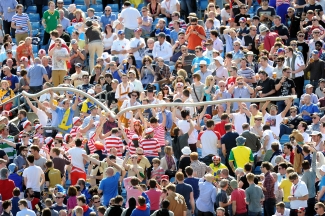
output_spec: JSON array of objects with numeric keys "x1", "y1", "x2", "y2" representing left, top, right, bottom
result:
[
  {"x1": 87, "y1": 89, "x2": 95, "y2": 95},
  {"x1": 161, "y1": 175, "x2": 169, "y2": 181},
  {"x1": 73, "y1": 117, "x2": 81, "y2": 125},
  {"x1": 23, "y1": 121, "x2": 31, "y2": 129},
  {"x1": 71, "y1": 39, "x2": 78, "y2": 45},
  {"x1": 312, "y1": 50, "x2": 319, "y2": 55},
  {"x1": 64, "y1": 75, "x2": 71, "y2": 80},
  {"x1": 74, "y1": 63, "x2": 82, "y2": 67},
  {"x1": 239, "y1": 17, "x2": 247, "y2": 22},
  {"x1": 117, "y1": 30, "x2": 125, "y2": 35}
]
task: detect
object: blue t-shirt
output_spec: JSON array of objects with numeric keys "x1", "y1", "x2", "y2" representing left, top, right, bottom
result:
[
  {"x1": 300, "y1": 104, "x2": 319, "y2": 122},
  {"x1": 99, "y1": 172, "x2": 120, "y2": 206},
  {"x1": 176, "y1": 183, "x2": 193, "y2": 210},
  {"x1": 320, "y1": 176, "x2": 325, "y2": 201},
  {"x1": 55, "y1": 107, "x2": 75, "y2": 133},
  {"x1": 191, "y1": 56, "x2": 211, "y2": 73},
  {"x1": 100, "y1": 14, "x2": 116, "y2": 28},
  {"x1": 184, "y1": 177, "x2": 200, "y2": 199},
  {"x1": 3, "y1": 75, "x2": 19, "y2": 90}
]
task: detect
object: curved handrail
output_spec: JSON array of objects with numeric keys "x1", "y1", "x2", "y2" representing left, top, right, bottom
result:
[{"x1": 22, "y1": 87, "x2": 296, "y2": 120}]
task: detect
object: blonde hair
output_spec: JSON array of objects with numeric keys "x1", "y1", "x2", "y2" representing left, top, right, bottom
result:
[
  {"x1": 205, "y1": 75, "x2": 214, "y2": 87},
  {"x1": 164, "y1": 146, "x2": 173, "y2": 156},
  {"x1": 1, "y1": 80, "x2": 9, "y2": 89}
]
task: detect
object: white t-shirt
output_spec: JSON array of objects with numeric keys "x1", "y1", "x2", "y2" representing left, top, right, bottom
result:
[
  {"x1": 161, "y1": 0, "x2": 179, "y2": 14},
  {"x1": 232, "y1": 112, "x2": 247, "y2": 134},
  {"x1": 102, "y1": 33, "x2": 117, "y2": 50},
  {"x1": 22, "y1": 165, "x2": 44, "y2": 192},
  {"x1": 49, "y1": 38, "x2": 66, "y2": 48},
  {"x1": 275, "y1": 208, "x2": 290, "y2": 216},
  {"x1": 263, "y1": 129, "x2": 277, "y2": 150},
  {"x1": 199, "y1": 130, "x2": 219, "y2": 157},
  {"x1": 120, "y1": 7, "x2": 141, "y2": 29},
  {"x1": 258, "y1": 65, "x2": 274, "y2": 77},
  {"x1": 176, "y1": 119, "x2": 197, "y2": 144},
  {"x1": 36, "y1": 108, "x2": 48, "y2": 127},
  {"x1": 52, "y1": 48, "x2": 69, "y2": 70},
  {"x1": 303, "y1": 132, "x2": 311, "y2": 143},
  {"x1": 111, "y1": 38, "x2": 130, "y2": 63},
  {"x1": 68, "y1": 147, "x2": 86, "y2": 171},
  {"x1": 263, "y1": 113, "x2": 283, "y2": 136},
  {"x1": 71, "y1": 71, "x2": 89, "y2": 87},
  {"x1": 221, "y1": 8, "x2": 230, "y2": 21},
  {"x1": 290, "y1": 181, "x2": 308, "y2": 209},
  {"x1": 129, "y1": 37, "x2": 146, "y2": 61}
]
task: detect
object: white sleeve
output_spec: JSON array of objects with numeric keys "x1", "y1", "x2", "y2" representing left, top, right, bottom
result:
[
  {"x1": 152, "y1": 42, "x2": 157, "y2": 58},
  {"x1": 111, "y1": 41, "x2": 117, "y2": 51}
]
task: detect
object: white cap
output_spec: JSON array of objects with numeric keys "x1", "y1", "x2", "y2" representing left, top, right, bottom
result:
[
  {"x1": 145, "y1": 128, "x2": 154, "y2": 134},
  {"x1": 213, "y1": 56, "x2": 224, "y2": 66},
  {"x1": 199, "y1": 60, "x2": 207, "y2": 65},
  {"x1": 22, "y1": 121, "x2": 31, "y2": 129},
  {"x1": 45, "y1": 137, "x2": 53, "y2": 145},
  {"x1": 55, "y1": 133, "x2": 63, "y2": 139},
  {"x1": 101, "y1": 52, "x2": 110, "y2": 59},
  {"x1": 35, "y1": 124, "x2": 42, "y2": 131},
  {"x1": 87, "y1": 89, "x2": 95, "y2": 95},
  {"x1": 73, "y1": 117, "x2": 81, "y2": 125}
]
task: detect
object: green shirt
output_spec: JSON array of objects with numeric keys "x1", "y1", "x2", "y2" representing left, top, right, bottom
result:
[
  {"x1": 43, "y1": 10, "x2": 59, "y2": 33},
  {"x1": 0, "y1": 135, "x2": 16, "y2": 160},
  {"x1": 229, "y1": 145, "x2": 254, "y2": 169}
]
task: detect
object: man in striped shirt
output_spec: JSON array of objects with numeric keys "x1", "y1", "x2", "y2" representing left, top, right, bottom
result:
[
  {"x1": 0, "y1": 123, "x2": 15, "y2": 163},
  {"x1": 11, "y1": 4, "x2": 32, "y2": 45},
  {"x1": 105, "y1": 128, "x2": 124, "y2": 158},
  {"x1": 149, "y1": 111, "x2": 166, "y2": 157}
]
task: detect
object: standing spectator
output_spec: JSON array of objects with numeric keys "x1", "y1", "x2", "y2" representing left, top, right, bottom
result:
[
  {"x1": 145, "y1": 179, "x2": 162, "y2": 214},
  {"x1": 245, "y1": 173, "x2": 264, "y2": 215},
  {"x1": 288, "y1": 172, "x2": 308, "y2": 215},
  {"x1": 11, "y1": 4, "x2": 31, "y2": 44},
  {"x1": 22, "y1": 155, "x2": 45, "y2": 199},
  {"x1": 42, "y1": 1, "x2": 59, "y2": 46},
  {"x1": 230, "y1": 180, "x2": 247, "y2": 216},
  {"x1": 165, "y1": 184, "x2": 187, "y2": 216},
  {"x1": 48, "y1": 38, "x2": 69, "y2": 86},
  {"x1": 304, "y1": 50, "x2": 325, "y2": 88},
  {"x1": 185, "y1": 17, "x2": 206, "y2": 53},
  {"x1": 216, "y1": 179, "x2": 231, "y2": 213},
  {"x1": 260, "y1": 162, "x2": 275, "y2": 216},
  {"x1": 98, "y1": 159, "x2": 122, "y2": 206},
  {"x1": 0, "y1": 0, "x2": 17, "y2": 35},
  {"x1": 119, "y1": 2, "x2": 141, "y2": 40},
  {"x1": 56, "y1": 0, "x2": 68, "y2": 18},
  {"x1": 84, "y1": 21, "x2": 103, "y2": 73},
  {"x1": 190, "y1": 152, "x2": 212, "y2": 178},
  {"x1": 260, "y1": 25, "x2": 279, "y2": 52},
  {"x1": 198, "y1": 119, "x2": 221, "y2": 158},
  {"x1": 196, "y1": 173, "x2": 217, "y2": 216},
  {"x1": 16, "y1": 199, "x2": 36, "y2": 216},
  {"x1": 27, "y1": 58, "x2": 49, "y2": 93},
  {"x1": 228, "y1": 136, "x2": 254, "y2": 172},
  {"x1": 175, "y1": 172, "x2": 194, "y2": 216},
  {"x1": 57, "y1": 24, "x2": 70, "y2": 46},
  {"x1": 0, "y1": 168, "x2": 15, "y2": 201},
  {"x1": 69, "y1": 39, "x2": 86, "y2": 75},
  {"x1": 129, "y1": 28, "x2": 146, "y2": 68}
]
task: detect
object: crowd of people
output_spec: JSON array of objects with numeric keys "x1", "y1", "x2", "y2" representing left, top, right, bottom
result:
[{"x1": 1, "y1": 0, "x2": 325, "y2": 216}]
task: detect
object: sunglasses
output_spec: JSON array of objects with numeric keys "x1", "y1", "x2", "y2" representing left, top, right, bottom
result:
[
  {"x1": 313, "y1": 117, "x2": 318, "y2": 119},
  {"x1": 314, "y1": 32, "x2": 320, "y2": 34},
  {"x1": 195, "y1": 50, "x2": 200, "y2": 53},
  {"x1": 291, "y1": 44, "x2": 297, "y2": 46},
  {"x1": 255, "y1": 119, "x2": 262, "y2": 121},
  {"x1": 56, "y1": 197, "x2": 64, "y2": 199},
  {"x1": 298, "y1": 35, "x2": 305, "y2": 37},
  {"x1": 290, "y1": 110, "x2": 297, "y2": 113},
  {"x1": 7, "y1": 52, "x2": 12, "y2": 54},
  {"x1": 105, "y1": 10, "x2": 111, "y2": 11},
  {"x1": 287, "y1": 11, "x2": 294, "y2": 13},
  {"x1": 131, "y1": 94, "x2": 138, "y2": 97},
  {"x1": 93, "y1": 201, "x2": 100, "y2": 203}
]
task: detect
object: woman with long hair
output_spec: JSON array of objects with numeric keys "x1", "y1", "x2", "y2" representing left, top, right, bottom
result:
[
  {"x1": 90, "y1": 64, "x2": 103, "y2": 85},
  {"x1": 121, "y1": 197, "x2": 137, "y2": 216},
  {"x1": 204, "y1": 75, "x2": 216, "y2": 115},
  {"x1": 97, "y1": 75, "x2": 106, "y2": 90},
  {"x1": 172, "y1": 60, "x2": 183, "y2": 76},
  {"x1": 71, "y1": 9, "x2": 84, "y2": 24},
  {"x1": 140, "y1": 56, "x2": 155, "y2": 88},
  {"x1": 102, "y1": 24, "x2": 117, "y2": 54},
  {"x1": 147, "y1": 0, "x2": 161, "y2": 20},
  {"x1": 128, "y1": 66, "x2": 141, "y2": 80},
  {"x1": 160, "y1": 146, "x2": 176, "y2": 176}
]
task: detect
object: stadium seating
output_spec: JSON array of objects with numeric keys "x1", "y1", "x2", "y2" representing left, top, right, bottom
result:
[
  {"x1": 28, "y1": 13, "x2": 40, "y2": 22},
  {"x1": 279, "y1": 134, "x2": 290, "y2": 145},
  {"x1": 64, "y1": 0, "x2": 72, "y2": 4},
  {"x1": 107, "y1": 4, "x2": 119, "y2": 12},
  {"x1": 30, "y1": 22, "x2": 40, "y2": 30},
  {"x1": 111, "y1": 11, "x2": 119, "y2": 17},
  {"x1": 137, "y1": 3, "x2": 144, "y2": 10},
  {"x1": 76, "y1": 5, "x2": 87, "y2": 11},
  {"x1": 42, "y1": 6, "x2": 49, "y2": 14},
  {"x1": 74, "y1": 0, "x2": 84, "y2": 5},
  {"x1": 90, "y1": 4, "x2": 102, "y2": 12},
  {"x1": 94, "y1": 12, "x2": 103, "y2": 17},
  {"x1": 32, "y1": 45, "x2": 39, "y2": 54},
  {"x1": 31, "y1": 29, "x2": 39, "y2": 37},
  {"x1": 26, "y1": 6, "x2": 37, "y2": 13},
  {"x1": 67, "y1": 26, "x2": 75, "y2": 35}
]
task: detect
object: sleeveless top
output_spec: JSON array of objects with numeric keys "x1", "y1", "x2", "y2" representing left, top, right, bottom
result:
[
  {"x1": 149, "y1": 2, "x2": 159, "y2": 14},
  {"x1": 102, "y1": 33, "x2": 116, "y2": 50}
]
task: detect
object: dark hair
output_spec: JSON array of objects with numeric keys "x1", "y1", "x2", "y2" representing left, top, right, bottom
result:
[
  {"x1": 183, "y1": 89, "x2": 190, "y2": 98},
  {"x1": 98, "y1": 206, "x2": 106, "y2": 215},
  {"x1": 75, "y1": 138, "x2": 82, "y2": 147},
  {"x1": 224, "y1": 123, "x2": 232, "y2": 131},
  {"x1": 2, "y1": 200, "x2": 11, "y2": 210},
  {"x1": 149, "y1": 117, "x2": 158, "y2": 124},
  {"x1": 271, "y1": 142, "x2": 279, "y2": 151},
  {"x1": 206, "y1": 120, "x2": 214, "y2": 128},
  {"x1": 126, "y1": 54, "x2": 137, "y2": 69},
  {"x1": 67, "y1": 186, "x2": 77, "y2": 196},
  {"x1": 30, "y1": 145, "x2": 40, "y2": 152},
  {"x1": 185, "y1": 166, "x2": 193, "y2": 176},
  {"x1": 302, "y1": 160, "x2": 310, "y2": 170},
  {"x1": 77, "y1": 195, "x2": 86, "y2": 204},
  {"x1": 244, "y1": 163, "x2": 252, "y2": 172},
  {"x1": 45, "y1": 160, "x2": 53, "y2": 168},
  {"x1": 149, "y1": 179, "x2": 157, "y2": 188},
  {"x1": 114, "y1": 195, "x2": 123, "y2": 204},
  {"x1": 278, "y1": 162, "x2": 288, "y2": 170},
  {"x1": 284, "y1": 143, "x2": 293, "y2": 151},
  {"x1": 13, "y1": 187, "x2": 20, "y2": 196},
  {"x1": 161, "y1": 200, "x2": 170, "y2": 209},
  {"x1": 42, "y1": 208, "x2": 52, "y2": 216},
  {"x1": 300, "y1": 121, "x2": 307, "y2": 131},
  {"x1": 124, "y1": 1, "x2": 131, "y2": 6},
  {"x1": 180, "y1": 110, "x2": 190, "y2": 119},
  {"x1": 18, "y1": 109, "x2": 27, "y2": 117},
  {"x1": 20, "y1": 69, "x2": 27, "y2": 77},
  {"x1": 27, "y1": 155, "x2": 34, "y2": 163},
  {"x1": 138, "y1": 196, "x2": 146, "y2": 206},
  {"x1": 263, "y1": 125, "x2": 271, "y2": 130},
  {"x1": 261, "y1": 161, "x2": 272, "y2": 171},
  {"x1": 104, "y1": 24, "x2": 114, "y2": 34}
]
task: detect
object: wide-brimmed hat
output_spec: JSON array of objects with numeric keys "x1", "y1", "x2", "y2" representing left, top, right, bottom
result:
[{"x1": 181, "y1": 146, "x2": 191, "y2": 155}]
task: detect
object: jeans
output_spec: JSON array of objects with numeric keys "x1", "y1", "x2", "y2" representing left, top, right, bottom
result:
[
  {"x1": 165, "y1": 132, "x2": 172, "y2": 146},
  {"x1": 181, "y1": 0, "x2": 196, "y2": 21},
  {"x1": 29, "y1": 86, "x2": 43, "y2": 94},
  {"x1": 310, "y1": 80, "x2": 319, "y2": 93},
  {"x1": 248, "y1": 211, "x2": 262, "y2": 216},
  {"x1": 306, "y1": 197, "x2": 315, "y2": 216},
  {"x1": 198, "y1": 210, "x2": 213, "y2": 216},
  {"x1": 279, "y1": 124, "x2": 293, "y2": 138},
  {"x1": 263, "y1": 198, "x2": 275, "y2": 216}
]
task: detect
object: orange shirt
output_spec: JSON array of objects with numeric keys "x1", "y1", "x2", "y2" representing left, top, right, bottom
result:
[
  {"x1": 16, "y1": 43, "x2": 32, "y2": 62},
  {"x1": 185, "y1": 25, "x2": 206, "y2": 50}
]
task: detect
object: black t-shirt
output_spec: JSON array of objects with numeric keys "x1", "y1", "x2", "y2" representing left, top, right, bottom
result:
[
  {"x1": 303, "y1": 3, "x2": 323, "y2": 14},
  {"x1": 179, "y1": 156, "x2": 191, "y2": 177},
  {"x1": 270, "y1": 24, "x2": 289, "y2": 43},
  {"x1": 256, "y1": 7, "x2": 276, "y2": 28},
  {"x1": 239, "y1": 174, "x2": 259, "y2": 190},
  {"x1": 107, "y1": 90, "x2": 117, "y2": 107},
  {"x1": 275, "y1": 77, "x2": 296, "y2": 96},
  {"x1": 234, "y1": 14, "x2": 251, "y2": 26},
  {"x1": 297, "y1": 41, "x2": 309, "y2": 63},
  {"x1": 0, "y1": 149, "x2": 6, "y2": 159},
  {"x1": 256, "y1": 77, "x2": 275, "y2": 96},
  {"x1": 221, "y1": 132, "x2": 239, "y2": 156}
]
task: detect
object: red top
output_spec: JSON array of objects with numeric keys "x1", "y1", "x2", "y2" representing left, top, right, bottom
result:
[
  {"x1": 0, "y1": 179, "x2": 15, "y2": 200},
  {"x1": 283, "y1": 152, "x2": 295, "y2": 165},
  {"x1": 213, "y1": 120, "x2": 234, "y2": 136},
  {"x1": 231, "y1": 188, "x2": 247, "y2": 214},
  {"x1": 264, "y1": 32, "x2": 279, "y2": 52},
  {"x1": 145, "y1": 189, "x2": 163, "y2": 210}
]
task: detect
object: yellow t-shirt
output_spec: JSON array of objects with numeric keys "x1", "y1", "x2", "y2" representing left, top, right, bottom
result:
[
  {"x1": 250, "y1": 111, "x2": 264, "y2": 126},
  {"x1": 279, "y1": 178, "x2": 292, "y2": 202},
  {"x1": 209, "y1": 163, "x2": 228, "y2": 180}
]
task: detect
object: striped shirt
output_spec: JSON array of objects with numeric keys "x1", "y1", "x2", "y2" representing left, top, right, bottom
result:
[
  {"x1": 70, "y1": 126, "x2": 82, "y2": 139},
  {"x1": 153, "y1": 125, "x2": 165, "y2": 147},
  {"x1": 0, "y1": 135, "x2": 16, "y2": 160},
  {"x1": 105, "y1": 135, "x2": 124, "y2": 157},
  {"x1": 237, "y1": 67, "x2": 255, "y2": 86},
  {"x1": 88, "y1": 132, "x2": 96, "y2": 154},
  {"x1": 11, "y1": 13, "x2": 29, "y2": 34},
  {"x1": 34, "y1": 133, "x2": 44, "y2": 144},
  {"x1": 140, "y1": 138, "x2": 160, "y2": 157},
  {"x1": 127, "y1": 141, "x2": 137, "y2": 155}
]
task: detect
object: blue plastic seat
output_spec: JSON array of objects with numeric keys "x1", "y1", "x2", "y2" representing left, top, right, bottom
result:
[
  {"x1": 107, "y1": 4, "x2": 119, "y2": 12},
  {"x1": 26, "y1": 6, "x2": 37, "y2": 13},
  {"x1": 67, "y1": 26, "x2": 74, "y2": 35},
  {"x1": 94, "y1": 12, "x2": 103, "y2": 17},
  {"x1": 111, "y1": 11, "x2": 119, "y2": 18},
  {"x1": 30, "y1": 22, "x2": 40, "y2": 30},
  {"x1": 279, "y1": 134, "x2": 290, "y2": 145},
  {"x1": 42, "y1": 6, "x2": 49, "y2": 14},
  {"x1": 90, "y1": 4, "x2": 102, "y2": 12},
  {"x1": 31, "y1": 29, "x2": 39, "y2": 37},
  {"x1": 79, "y1": 32, "x2": 85, "y2": 40},
  {"x1": 74, "y1": 0, "x2": 84, "y2": 5},
  {"x1": 64, "y1": 0, "x2": 72, "y2": 4},
  {"x1": 32, "y1": 45, "x2": 38, "y2": 53},
  {"x1": 28, "y1": 13, "x2": 40, "y2": 22},
  {"x1": 137, "y1": 3, "x2": 144, "y2": 10},
  {"x1": 76, "y1": 5, "x2": 87, "y2": 11}
]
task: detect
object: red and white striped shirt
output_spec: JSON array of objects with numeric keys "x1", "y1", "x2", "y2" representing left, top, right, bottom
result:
[
  {"x1": 140, "y1": 138, "x2": 160, "y2": 157},
  {"x1": 105, "y1": 135, "x2": 124, "y2": 157},
  {"x1": 88, "y1": 133, "x2": 97, "y2": 154},
  {"x1": 127, "y1": 141, "x2": 137, "y2": 155},
  {"x1": 70, "y1": 126, "x2": 82, "y2": 138},
  {"x1": 34, "y1": 133, "x2": 44, "y2": 144},
  {"x1": 153, "y1": 125, "x2": 165, "y2": 147}
]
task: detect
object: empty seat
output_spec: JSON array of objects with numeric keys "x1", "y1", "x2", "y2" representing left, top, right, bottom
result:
[
  {"x1": 137, "y1": 3, "x2": 144, "y2": 10},
  {"x1": 76, "y1": 5, "x2": 87, "y2": 11},
  {"x1": 32, "y1": 45, "x2": 38, "y2": 53},
  {"x1": 28, "y1": 14, "x2": 40, "y2": 22},
  {"x1": 67, "y1": 26, "x2": 75, "y2": 35},
  {"x1": 64, "y1": 0, "x2": 72, "y2": 4},
  {"x1": 107, "y1": 4, "x2": 119, "y2": 12},
  {"x1": 74, "y1": 0, "x2": 85, "y2": 5},
  {"x1": 90, "y1": 4, "x2": 102, "y2": 12},
  {"x1": 26, "y1": 6, "x2": 37, "y2": 13},
  {"x1": 31, "y1": 29, "x2": 39, "y2": 37},
  {"x1": 30, "y1": 22, "x2": 40, "y2": 30}
]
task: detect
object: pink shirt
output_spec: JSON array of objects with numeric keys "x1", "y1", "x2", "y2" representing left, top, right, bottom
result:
[
  {"x1": 123, "y1": 177, "x2": 143, "y2": 208},
  {"x1": 67, "y1": 196, "x2": 77, "y2": 216},
  {"x1": 145, "y1": 189, "x2": 162, "y2": 210}
]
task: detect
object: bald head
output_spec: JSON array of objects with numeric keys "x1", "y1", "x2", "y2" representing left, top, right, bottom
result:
[{"x1": 106, "y1": 167, "x2": 114, "y2": 176}]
